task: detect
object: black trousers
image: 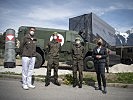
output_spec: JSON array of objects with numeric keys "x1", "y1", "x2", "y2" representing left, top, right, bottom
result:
[
  {"x1": 94, "y1": 63, "x2": 106, "y2": 87},
  {"x1": 46, "y1": 58, "x2": 59, "y2": 83}
]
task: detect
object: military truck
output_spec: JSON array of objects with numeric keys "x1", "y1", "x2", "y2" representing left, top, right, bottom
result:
[
  {"x1": 116, "y1": 46, "x2": 133, "y2": 65},
  {"x1": 17, "y1": 26, "x2": 97, "y2": 71},
  {"x1": 69, "y1": 12, "x2": 120, "y2": 67}
]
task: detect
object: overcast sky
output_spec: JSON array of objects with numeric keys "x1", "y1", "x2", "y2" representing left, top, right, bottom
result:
[{"x1": 0, "y1": 0, "x2": 133, "y2": 33}]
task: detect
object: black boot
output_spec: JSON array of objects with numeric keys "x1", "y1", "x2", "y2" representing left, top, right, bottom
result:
[
  {"x1": 78, "y1": 84, "x2": 82, "y2": 88},
  {"x1": 78, "y1": 81, "x2": 82, "y2": 88},
  {"x1": 73, "y1": 82, "x2": 77, "y2": 88},
  {"x1": 54, "y1": 80, "x2": 61, "y2": 86},
  {"x1": 95, "y1": 86, "x2": 102, "y2": 90},
  {"x1": 45, "y1": 82, "x2": 50, "y2": 86},
  {"x1": 73, "y1": 78, "x2": 78, "y2": 88},
  {"x1": 45, "y1": 78, "x2": 50, "y2": 87},
  {"x1": 103, "y1": 87, "x2": 107, "y2": 94}
]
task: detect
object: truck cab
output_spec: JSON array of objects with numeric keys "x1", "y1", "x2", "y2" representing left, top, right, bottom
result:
[{"x1": 116, "y1": 46, "x2": 133, "y2": 64}]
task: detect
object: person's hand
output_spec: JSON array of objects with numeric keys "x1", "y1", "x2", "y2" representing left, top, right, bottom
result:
[{"x1": 96, "y1": 55, "x2": 102, "y2": 59}]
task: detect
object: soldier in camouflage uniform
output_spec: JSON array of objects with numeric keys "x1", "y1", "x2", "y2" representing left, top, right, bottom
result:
[
  {"x1": 72, "y1": 37, "x2": 84, "y2": 88},
  {"x1": 45, "y1": 32, "x2": 61, "y2": 86}
]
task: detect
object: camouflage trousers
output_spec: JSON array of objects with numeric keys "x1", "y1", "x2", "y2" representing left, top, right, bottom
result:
[
  {"x1": 73, "y1": 60, "x2": 83, "y2": 85},
  {"x1": 46, "y1": 58, "x2": 59, "y2": 83}
]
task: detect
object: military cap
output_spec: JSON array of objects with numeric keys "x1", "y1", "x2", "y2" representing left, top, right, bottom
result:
[
  {"x1": 53, "y1": 32, "x2": 58, "y2": 36},
  {"x1": 75, "y1": 37, "x2": 81, "y2": 41}
]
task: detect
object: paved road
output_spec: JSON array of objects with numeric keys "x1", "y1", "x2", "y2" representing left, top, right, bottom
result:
[{"x1": 0, "y1": 79, "x2": 133, "y2": 100}]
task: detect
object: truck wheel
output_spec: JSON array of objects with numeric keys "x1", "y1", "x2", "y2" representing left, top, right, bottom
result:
[
  {"x1": 121, "y1": 59, "x2": 125, "y2": 64},
  {"x1": 125, "y1": 59, "x2": 132, "y2": 65},
  {"x1": 35, "y1": 52, "x2": 45, "y2": 68},
  {"x1": 84, "y1": 56, "x2": 94, "y2": 71}
]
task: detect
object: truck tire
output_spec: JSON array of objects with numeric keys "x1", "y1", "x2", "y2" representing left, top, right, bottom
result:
[
  {"x1": 125, "y1": 59, "x2": 132, "y2": 65},
  {"x1": 84, "y1": 56, "x2": 94, "y2": 71},
  {"x1": 35, "y1": 52, "x2": 45, "y2": 68}
]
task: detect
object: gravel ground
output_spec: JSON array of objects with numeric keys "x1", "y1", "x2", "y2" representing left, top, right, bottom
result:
[
  {"x1": 0, "y1": 65, "x2": 72, "y2": 76},
  {"x1": 109, "y1": 64, "x2": 133, "y2": 73},
  {"x1": 0, "y1": 58, "x2": 133, "y2": 74}
]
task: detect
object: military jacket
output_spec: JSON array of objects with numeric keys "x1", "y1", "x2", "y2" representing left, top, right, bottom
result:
[
  {"x1": 47, "y1": 40, "x2": 61, "y2": 58},
  {"x1": 72, "y1": 43, "x2": 84, "y2": 60},
  {"x1": 20, "y1": 34, "x2": 37, "y2": 57}
]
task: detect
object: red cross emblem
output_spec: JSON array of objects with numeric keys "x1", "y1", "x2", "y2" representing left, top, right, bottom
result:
[{"x1": 56, "y1": 35, "x2": 62, "y2": 42}]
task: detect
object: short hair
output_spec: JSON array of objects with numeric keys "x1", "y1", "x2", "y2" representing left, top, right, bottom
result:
[
  {"x1": 97, "y1": 38, "x2": 103, "y2": 44},
  {"x1": 29, "y1": 27, "x2": 36, "y2": 31}
]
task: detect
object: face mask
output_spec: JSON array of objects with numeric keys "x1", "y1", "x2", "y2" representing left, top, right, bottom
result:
[
  {"x1": 76, "y1": 40, "x2": 80, "y2": 44},
  {"x1": 30, "y1": 31, "x2": 34, "y2": 35},
  {"x1": 53, "y1": 36, "x2": 57, "y2": 40},
  {"x1": 97, "y1": 42, "x2": 102, "y2": 46}
]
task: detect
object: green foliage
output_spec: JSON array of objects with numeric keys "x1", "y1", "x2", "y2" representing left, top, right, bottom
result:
[
  {"x1": 62, "y1": 72, "x2": 133, "y2": 85},
  {"x1": 0, "y1": 71, "x2": 21, "y2": 75},
  {"x1": 106, "y1": 73, "x2": 133, "y2": 84},
  {"x1": 116, "y1": 73, "x2": 133, "y2": 84},
  {"x1": 0, "y1": 71, "x2": 133, "y2": 84},
  {"x1": 63, "y1": 74, "x2": 73, "y2": 85}
]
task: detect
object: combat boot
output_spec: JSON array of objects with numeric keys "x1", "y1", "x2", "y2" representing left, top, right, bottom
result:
[
  {"x1": 78, "y1": 84, "x2": 82, "y2": 88},
  {"x1": 73, "y1": 78, "x2": 78, "y2": 87},
  {"x1": 45, "y1": 82, "x2": 50, "y2": 86},
  {"x1": 78, "y1": 81, "x2": 82, "y2": 88},
  {"x1": 54, "y1": 80, "x2": 61, "y2": 86},
  {"x1": 45, "y1": 77, "x2": 50, "y2": 86},
  {"x1": 73, "y1": 82, "x2": 77, "y2": 87}
]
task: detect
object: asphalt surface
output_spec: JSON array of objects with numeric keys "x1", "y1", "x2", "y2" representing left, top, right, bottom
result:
[{"x1": 0, "y1": 79, "x2": 133, "y2": 100}]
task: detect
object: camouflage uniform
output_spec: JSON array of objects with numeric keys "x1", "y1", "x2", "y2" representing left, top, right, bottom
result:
[
  {"x1": 45, "y1": 39, "x2": 61, "y2": 86},
  {"x1": 72, "y1": 42, "x2": 84, "y2": 88}
]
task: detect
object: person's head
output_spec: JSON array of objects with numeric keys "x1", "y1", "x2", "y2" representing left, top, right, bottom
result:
[
  {"x1": 53, "y1": 32, "x2": 58, "y2": 40},
  {"x1": 97, "y1": 38, "x2": 103, "y2": 46},
  {"x1": 75, "y1": 37, "x2": 81, "y2": 44},
  {"x1": 29, "y1": 27, "x2": 36, "y2": 36}
]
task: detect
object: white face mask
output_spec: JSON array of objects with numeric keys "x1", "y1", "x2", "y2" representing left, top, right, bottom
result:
[
  {"x1": 30, "y1": 31, "x2": 34, "y2": 35},
  {"x1": 53, "y1": 36, "x2": 57, "y2": 39},
  {"x1": 76, "y1": 40, "x2": 80, "y2": 44}
]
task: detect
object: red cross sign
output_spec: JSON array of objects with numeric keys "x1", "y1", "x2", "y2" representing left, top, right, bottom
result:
[{"x1": 56, "y1": 35, "x2": 62, "y2": 42}]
